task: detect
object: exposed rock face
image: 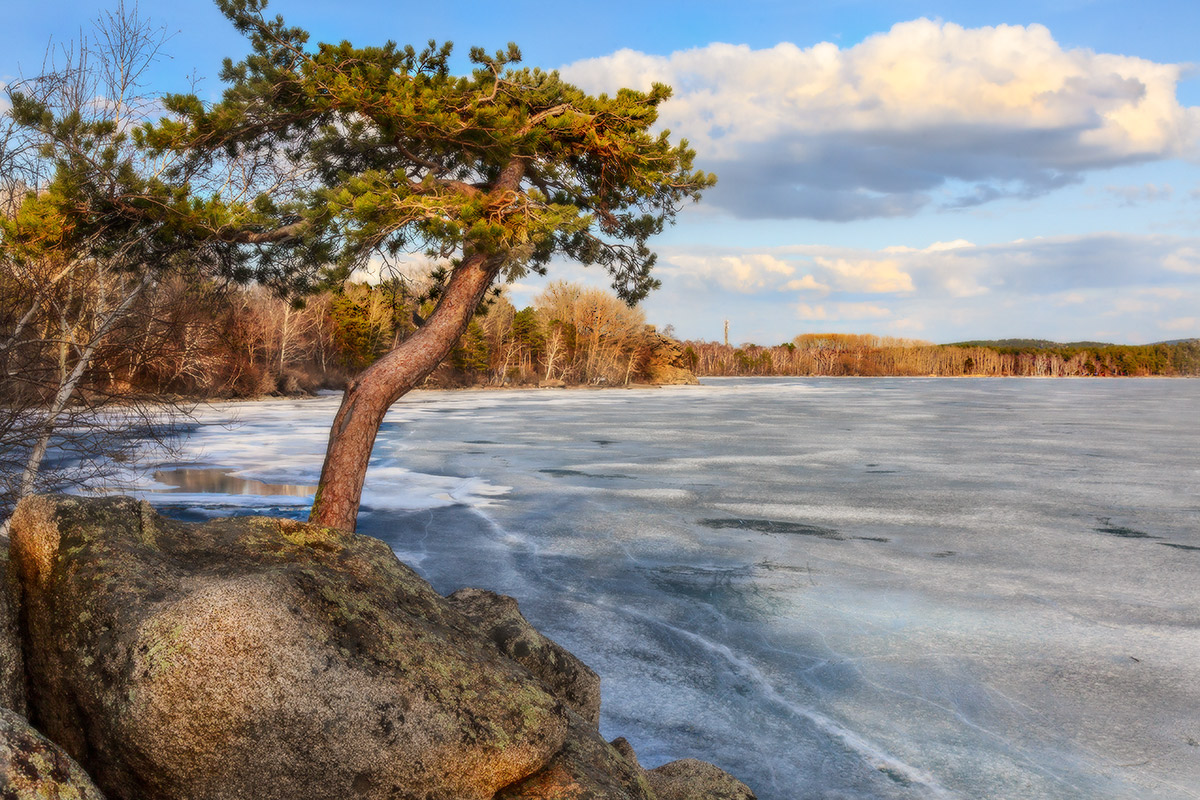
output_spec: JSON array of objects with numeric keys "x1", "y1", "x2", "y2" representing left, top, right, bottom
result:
[
  {"x1": 647, "y1": 759, "x2": 758, "y2": 800},
  {"x1": 0, "y1": 538, "x2": 24, "y2": 715},
  {"x1": 5, "y1": 495, "x2": 757, "y2": 800},
  {"x1": 608, "y1": 738, "x2": 757, "y2": 800},
  {"x1": 498, "y1": 711, "x2": 654, "y2": 800},
  {"x1": 449, "y1": 587, "x2": 602, "y2": 727},
  {"x1": 0, "y1": 706, "x2": 106, "y2": 800},
  {"x1": 640, "y1": 328, "x2": 699, "y2": 385},
  {"x1": 7, "y1": 495, "x2": 568, "y2": 800}
]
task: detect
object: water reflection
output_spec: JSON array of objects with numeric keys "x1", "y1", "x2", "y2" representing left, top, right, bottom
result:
[{"x1": 153, "y1": 467, "x2": 315, "y2": 497}]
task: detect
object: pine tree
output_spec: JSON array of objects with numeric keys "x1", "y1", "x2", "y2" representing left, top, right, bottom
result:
[{"x1": 10, "y1": 0, "x2": 714, "y2": 530}]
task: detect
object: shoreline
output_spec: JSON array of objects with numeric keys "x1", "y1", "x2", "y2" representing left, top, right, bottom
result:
[
  {"x1": 167, "y1": 372, "x2": 1198, "y2": 408},
  {"x1": 232, "y1": 372, "x2": 1192, "y2": 403}
]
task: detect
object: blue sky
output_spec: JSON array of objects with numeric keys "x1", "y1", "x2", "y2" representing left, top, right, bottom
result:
[{"x1": 5, "y1": 1, "x2": 1200, "y2": 345}]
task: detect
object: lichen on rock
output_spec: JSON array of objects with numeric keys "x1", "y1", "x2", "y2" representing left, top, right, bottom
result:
[
  {"x1": 7, "y1": 495, "x2": 569, "y2": 800},
  {"x1": 646, "y1": 758, "x2": 758, "y2": 800},
  {"x1": 449, "y1": 587, "x2": 602, "y2": 727},
  {"x1": 497, "y1": 711, "x2": 655, "y2": 800},
  {"x1": 608, "y1": 738, "x2": 758, "y2": 800},
  {"x1": 0, "y1": 706, "x2": 106, "y2": 800},
  {"x1": 4, "y1": 495, "x2": 757, "y2": 800}
]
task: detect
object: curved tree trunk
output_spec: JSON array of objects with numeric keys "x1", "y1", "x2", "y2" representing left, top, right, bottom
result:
[
  {"x1": 308, "y1": 159, "x2": 527, "y2": 531},
  {"x1": 307, "y1": 250, "x2": 500, "y2": 531}
]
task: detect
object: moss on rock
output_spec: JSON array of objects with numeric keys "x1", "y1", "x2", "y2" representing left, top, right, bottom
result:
[
  {"x1": 7, "y1": 496, "x2": 569, "y2": 800},
  {"x1": 449, "y1": 588, "x2": 602, "y2": 727},
  {"x1": 646, "y1": 759, "x2": 758, "y2": 800},
  {"x1": 497, "y1": 711, "x2": 656, "y2": 800},
  {"x1": 0, "y1": 706, "x2": 106, "y2": 799}
]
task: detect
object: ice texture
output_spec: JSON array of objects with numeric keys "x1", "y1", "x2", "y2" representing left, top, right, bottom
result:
[{"x1": 93, "y1": 378, "x2": 1200, "y2": 800}]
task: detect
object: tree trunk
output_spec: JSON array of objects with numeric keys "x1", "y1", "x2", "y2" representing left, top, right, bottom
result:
[
  {"x1": 308, "y1": 157, "x2": 527, "y2": 532},
  {"x1": 308, "y1": 251, "x2": 501, "y2": 530}
]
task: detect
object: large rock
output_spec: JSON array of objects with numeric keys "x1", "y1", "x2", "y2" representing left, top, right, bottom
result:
[
  {"x1": 640, "y1": 328, "x2": 699, "y2": 386},
  {"x1": 0, "y1": 706, "x2": 106, "y2": 799},
  {"x1": 646, "y1": 759, "x2": 757, "y2": 800},
  {"x1": 610, "y1": 739, "x2": 757, "y2": 800},
  {"x1": 7, "y1": 495, "x2": 568, "y2": 800},
  {"x1": 0, "y1": 538, "x2": 24, "y2": 715},
  {"x1": 449, "y1": 587, "x2": 602, "y2": 727},
  {"x1": 498, "y1": 711, "x2": 655, "y2": 800}
]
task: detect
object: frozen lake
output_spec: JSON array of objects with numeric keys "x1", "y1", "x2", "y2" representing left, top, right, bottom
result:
[{"x1": 112, "y1": 377, "x2": 1200, "y2": 800}]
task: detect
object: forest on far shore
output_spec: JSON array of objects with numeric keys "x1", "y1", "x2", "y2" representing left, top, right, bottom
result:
[
  {"x1": 5, "y1": 267, "x2": 1195, "y2": 413},
  {"x1": 684, "y1": 333, "x2": 1200, "y2": 378}
]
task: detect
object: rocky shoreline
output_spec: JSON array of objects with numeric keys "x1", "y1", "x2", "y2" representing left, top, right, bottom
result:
[{"x1": 1, "y1": 496, "x2": 752, "y2": 799}]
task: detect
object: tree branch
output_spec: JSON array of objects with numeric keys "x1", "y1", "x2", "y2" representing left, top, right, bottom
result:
[{"x1": 219, "y1": 219, "x2": 309, "y2": 243}]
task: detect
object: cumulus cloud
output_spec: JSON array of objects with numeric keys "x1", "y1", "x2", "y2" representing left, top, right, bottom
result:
[
  {"x1": 812, "y1": 256, "x2": 914, "y2": 293},
  {"x1": 562, "y1": 20, "x2": 1200, "y2": 220},
  {"x1": 797, "y1": 302, "x2": 892, "y2": 321},
  {"x1": 640, "y1": 233, "x2": 1200, "y2": 343},
  {"x1": 664, "y1": 234, "x2": 1200, "y2": 301},
  {"x1": 659, "y1": 246, "x2": 921, "y2": 295},
  {"x1": 904, "y1": 234, "x2": 1200, "y2": 296},
  {"x1": 660, "y1": 252, "x2": 796, "y2": 292},
  {"x1": 351, "y1": 252, "x2": 441, "y2": 284},
  {"x1": 1163, "y1": 247, "x2": 1200, "y2": 274},
  {"x1": 784, "y1": 275, "x2": 830, "y2": 293}
]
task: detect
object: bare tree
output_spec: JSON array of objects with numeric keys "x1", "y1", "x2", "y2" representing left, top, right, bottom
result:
[
  {"x1": 0, "y1": 3, "x2": 186, "y2": 523},
  {"x1": 534, "y1": 281, "x2": 646, "y2": 385}
]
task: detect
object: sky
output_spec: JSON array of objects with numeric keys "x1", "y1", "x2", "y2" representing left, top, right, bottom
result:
[{"x1": 4, "y1": 1, "x2": 1200, "y2": 345}]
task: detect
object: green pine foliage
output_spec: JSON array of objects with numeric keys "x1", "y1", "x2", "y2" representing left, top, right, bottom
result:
[
  {"x1": 128, "y1": 0, "x2": 715, "y2": 304},
  {"x1": 451, "y1": 321, "x2": 491, "y2": 373},
  {"x1": 510, "y1": 307, "x2": 545, "y2": 357}
]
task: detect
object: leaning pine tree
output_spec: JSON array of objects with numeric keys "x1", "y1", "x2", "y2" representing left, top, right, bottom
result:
[{"x1": 141, "y1": 0, "x2": 713, "y2": 531}]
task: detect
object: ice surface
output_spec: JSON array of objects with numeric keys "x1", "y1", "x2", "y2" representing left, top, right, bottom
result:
[{"x1": 83, "y1": 378, "x2": 1200, "y2": 800}]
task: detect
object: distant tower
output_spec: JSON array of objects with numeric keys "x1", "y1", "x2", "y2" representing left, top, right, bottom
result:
[{"x1": 724, "y1": 319, "x2": 729, "y2": 347}]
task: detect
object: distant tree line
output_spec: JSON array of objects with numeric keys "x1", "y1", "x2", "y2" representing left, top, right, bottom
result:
[
  {"x1": 680, "y1": 333, "x2": 1200, "y2": 377},
  {"x1": 1, "y1": 275, "x2": 669, "y2": 402}
]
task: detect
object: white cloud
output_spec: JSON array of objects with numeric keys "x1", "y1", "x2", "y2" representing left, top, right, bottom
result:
[
  {"x1": 1107, "y1": 297, "x2": 1161, "y2": 315},
  {"x1": 1141, "y1": 287, "x2": 1185, "y2": 300},
  {"x1": 796, "y1": 302, "x2": 892, "y2": 321},
  {"x1": 1161, "y1": 316, "x2": 1199, "y2": 332},
  {"x1": 666, "y1": 234, "x2": 1200, "y2": 302},
  {"x1": 812, "y1": 256, "x2": 914, "y2": 293},
  {"x1": 926, "y1": 239, "x2": 975, "y2": 252},
  {"x1": 562, "y1": 20, "x2": 1200, "y2": 220},
  {"x1": 351, "y1": 253, "x2": 441, "y2": 284},
  {"x1": 795, "y1": 303, "x2": 831, "y2": 321},
  {"x1": 1163, "y1": 247, "x2": 1200, "y2": 274},
  {"x1": 783, "y1": 274, "x2": 830, "y2": 293},
  {"x1": 643, "y1": 233, "x2": 1200, "y2": 344},
  {"x1": 662, "y1": 252, "x2": 795, "y2": 292}
]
